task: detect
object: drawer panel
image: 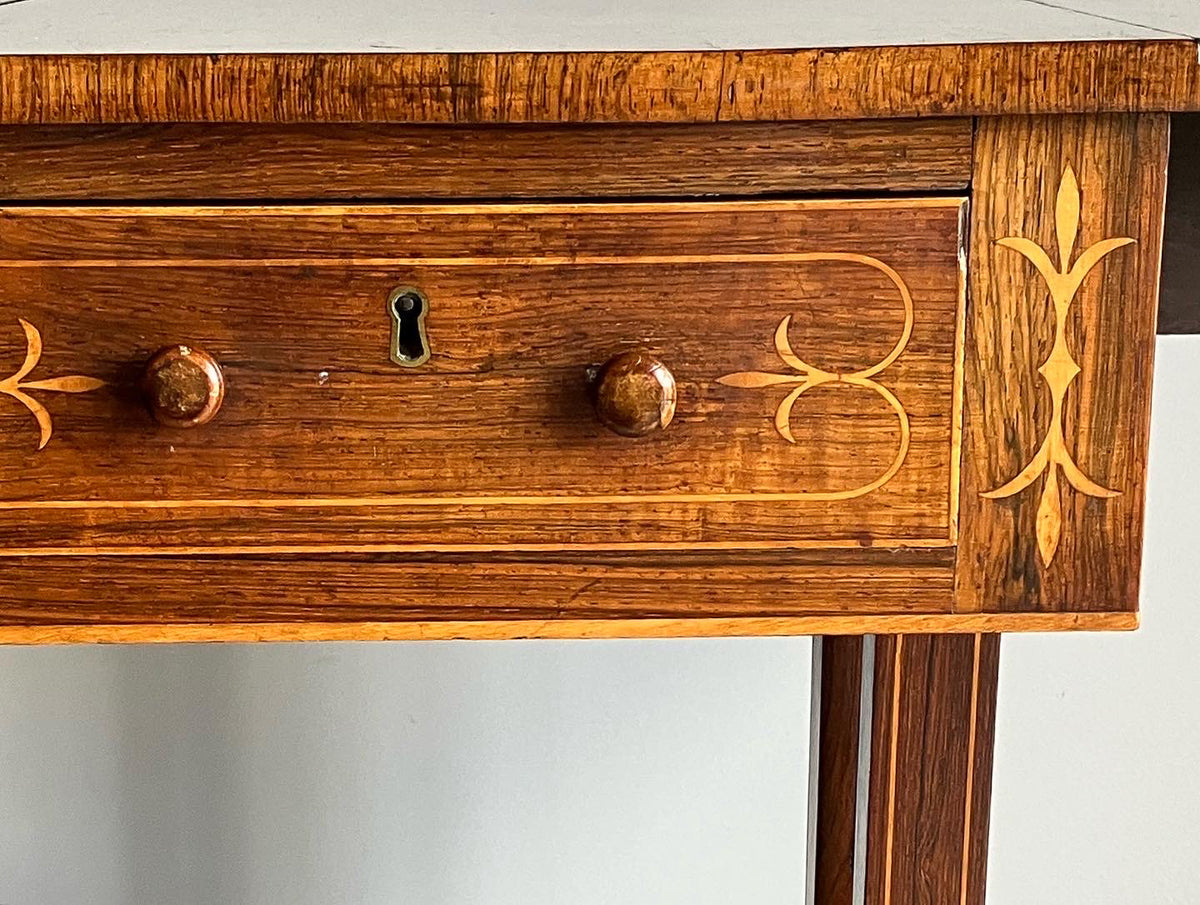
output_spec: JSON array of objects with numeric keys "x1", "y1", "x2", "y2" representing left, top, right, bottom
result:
[{"x1": 0, "y1": 199, "x2": 965, "y2": 553}]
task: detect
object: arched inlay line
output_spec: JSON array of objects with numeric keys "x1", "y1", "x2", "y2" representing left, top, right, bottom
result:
[{"x1": 718, "y1": 252, "x2": 915, "y2": 502}]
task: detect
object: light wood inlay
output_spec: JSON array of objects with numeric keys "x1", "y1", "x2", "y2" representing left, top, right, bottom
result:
[
  {"x1": 980, "y1": 166, "x2": 1131, "y2": 565},
  {"x1": 0, "y1": 612, "x2": 1138, "y2": 646},
  {"x1": 0, "y1": 319, "x2": 105, "y2": 450},
  {"x1": 882, "y1": 634, "x2": 904, "y2": 905},
  {"x1": 718, "y1": 252, "x2": 913, "y2": 498},
  {"x1": 959, "y1": 633, "x2": 984, "y2": 905}
]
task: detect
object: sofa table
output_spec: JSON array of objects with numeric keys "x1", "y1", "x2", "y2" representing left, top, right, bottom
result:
[{"x1": 2, "y1": 5, "x2": 1199, "y2": 900}]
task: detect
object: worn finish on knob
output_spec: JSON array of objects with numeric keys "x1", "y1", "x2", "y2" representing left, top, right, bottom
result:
[
  {"x1": 592, "y1": 350, "x2": 676, "y2": 437},
  {"x1": 142, "y1": 345, "x2": 225, "y2": 427}
]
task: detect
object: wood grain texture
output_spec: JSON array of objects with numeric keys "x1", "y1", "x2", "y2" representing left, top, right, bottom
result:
[
  {"x1": 814, "y1": 636, "x2": 864, "y2": 905},
  {"x1": 864, "y1": 634, "x2": 1001, "y2": 905},
  {"x1": 724, "y1": 42, "x2": 1200, "y2": 121},
  {"x1": 0, "y1": 120, "x2": 974, "y2": 200},
  {"x1": 0, "y1": 200, "x2": 965, "y2": 553},
  {"x1": 955, "y1": 115, "x2": 1168, "y2": 613},
  {"x1": 0, "y1": 44, "x2": 1198, "y2": 126}
]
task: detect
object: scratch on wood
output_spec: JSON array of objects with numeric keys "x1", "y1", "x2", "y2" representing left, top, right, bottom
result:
[
  {"x1": 564, "y1": 578, "x2": 602, "y2": 608},
  {"x1": 1016, "y1": 0, "x2": 1197, "y2": 39},
  {"x1": 714, "y1": 52, "x2": 730, "y2": 121}
]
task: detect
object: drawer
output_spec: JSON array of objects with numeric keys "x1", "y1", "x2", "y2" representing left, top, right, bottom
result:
[{"x1": 0, "y1": 199, "x2": 965, "y2": 554}]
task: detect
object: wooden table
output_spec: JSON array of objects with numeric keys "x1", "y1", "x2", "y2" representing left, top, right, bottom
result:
[{"x1": 2, "y1": 6, "x2": 1197, "y2": 900}]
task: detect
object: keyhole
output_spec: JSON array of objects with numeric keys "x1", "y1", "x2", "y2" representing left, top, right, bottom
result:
[{"x1": 388, "y1": 287, "x2": 431, "y2": 367}]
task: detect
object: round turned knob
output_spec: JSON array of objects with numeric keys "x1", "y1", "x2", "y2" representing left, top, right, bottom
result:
[
  {"x1": 591, "y1": 350, "x2": 676, "y2": 437},
  {"x1": 141, "y1": 345, "x2": 225, "y2": 427}
]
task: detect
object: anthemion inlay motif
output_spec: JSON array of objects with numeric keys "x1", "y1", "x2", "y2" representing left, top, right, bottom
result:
[
  {"x1": 1, "y1": 319, "x2": 106, "y2": 450},
  {"x1": 981, "y1": 165, "x2": 1132, "y2": 566},
  {"x1": 717, "y1": 253, "x2": 914, "y2": 500}
]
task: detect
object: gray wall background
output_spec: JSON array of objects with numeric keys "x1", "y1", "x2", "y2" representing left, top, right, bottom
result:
[
  {"x1": 0, "y1": 345, "x2": 1196, "y2": 905},
  {"x1": 0, "y1": 638, "x2": 812, "y2": 904},
  {"x1": 988, "y1": 336, "x2": 1200, "y2": 905}
]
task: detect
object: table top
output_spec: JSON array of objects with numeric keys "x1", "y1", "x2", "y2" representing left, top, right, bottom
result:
[
  {"x1": 0, "y1": 0, "x2": 1196, "y2": 54},
  {"x1": 3, "y1": 39, "x2": 1199, "y2": 125}
]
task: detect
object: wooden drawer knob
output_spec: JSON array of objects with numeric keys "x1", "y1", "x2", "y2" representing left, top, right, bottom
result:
[
  {"x1": 142, "y1": 345, "x2": 225, "y2": 427},
  {"x1": 591, "y1": 350, "x2": 676, "y2": 437}
]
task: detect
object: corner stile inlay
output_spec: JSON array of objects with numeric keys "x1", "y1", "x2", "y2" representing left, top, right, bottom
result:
[
  {"x1": 981, "y1": 166, "x2": 1131, "y2": 566},
  {"x1": 717, "y1": 252, "x2": 913, "y2": 501},
  {"x1": 1, "y1": 319, "x2": 105, "y2": 450}
]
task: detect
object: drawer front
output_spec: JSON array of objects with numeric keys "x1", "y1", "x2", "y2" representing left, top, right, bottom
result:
[{"x1": 0, "y1": 200, "x2": 965, "y2": 553}]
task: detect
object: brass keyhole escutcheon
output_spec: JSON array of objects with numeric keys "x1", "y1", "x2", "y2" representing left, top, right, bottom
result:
[{"x1": 388, "y1": 287, "x2": 431, "y2": 367}]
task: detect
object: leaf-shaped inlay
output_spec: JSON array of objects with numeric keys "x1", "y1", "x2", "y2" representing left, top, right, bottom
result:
[
  {"x1": 1, "y1": 319, "x2": 106, "y2": 450},
  {"x1": 1056, "y1": 165, "x2": 1081, "y2": 271},
  {"x1": 716, "y1": 371, "x2": 804, "y2": 389},
  {"x1": 1036, "y1": 467, "x2": 1063, "y2": 566},
  {"x1": 13, "y1": 318, "x2": 43, "y2": 384},
  {"x1": 21, "y1": 375, "x2": 108, "y2": 393}
]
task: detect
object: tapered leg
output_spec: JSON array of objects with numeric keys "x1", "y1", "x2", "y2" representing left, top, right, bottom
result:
[{"x1": 815, "y1": 634, "x2": 1000, "y2": 905}]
